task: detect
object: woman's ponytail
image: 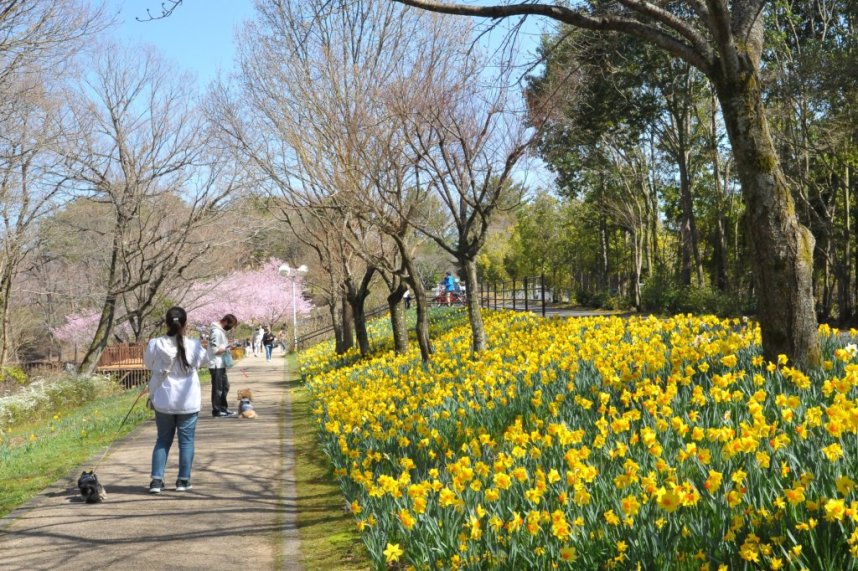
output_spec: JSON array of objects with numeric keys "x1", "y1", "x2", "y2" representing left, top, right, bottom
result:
[{"x1": 165, "y1": 306, "x2": 191, "y2": 370}]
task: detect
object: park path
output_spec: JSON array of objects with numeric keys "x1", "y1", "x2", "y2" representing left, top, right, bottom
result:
[{"x1": 0, "y1": 354, "x2": 301, "y2": 571}]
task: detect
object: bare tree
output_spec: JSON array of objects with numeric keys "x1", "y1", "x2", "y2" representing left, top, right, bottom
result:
[
  {"x1": 398, "y1": 55, "x2": 531, "y2": 352},
  {"x1": 0, "y1": 0, "x2": 105, "y2": 364},
  {"x1": 0, "y1": 0, "x2": 105, "y2": 117},
  {"x1": 392, "y1": 0, "x2": 821, "y2": 367},
  {"x1": 0, "y1": 82, "x2": 70, "y2": 364},
  {"x1": 62, "y1": 44, "x2": 233, "y2": 373},
  {"x1": 211, "y1": 0, "x2": 473, "y2": 359}
]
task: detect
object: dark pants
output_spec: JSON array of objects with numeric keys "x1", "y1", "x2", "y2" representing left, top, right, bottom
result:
[{"x1": 209, "y1": 367, "x2": 230, "y2": 415}]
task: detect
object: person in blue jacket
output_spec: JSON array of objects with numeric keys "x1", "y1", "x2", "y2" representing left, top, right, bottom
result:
[{"x1": 444, "y1": 272, "x2": 456, "y2": 305}]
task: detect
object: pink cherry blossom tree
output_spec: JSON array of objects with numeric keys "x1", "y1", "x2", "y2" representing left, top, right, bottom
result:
[
  {"x1": 186, "y1": 258, "x2": 313, "y2": 328},
  {"x1": 51, "y1": 311, "x2": 133, "y2": 362},
  {"x1": 51, "y1": 312, "x2": 102, "y2": 346}
]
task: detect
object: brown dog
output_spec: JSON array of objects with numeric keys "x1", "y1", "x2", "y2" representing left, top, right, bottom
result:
[{"x1": 237, "y1": 388, "x2": 257, "y2": 419}]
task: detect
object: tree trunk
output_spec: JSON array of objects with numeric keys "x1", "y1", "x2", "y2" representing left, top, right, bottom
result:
[
  {"x1": 821, "y1": 237, "x2": 832, "y2": 322},
  {"x1": 677, "y1": 152, "x2": 702, "y2": 287},
  {"x1": 631, "y1": 229, "x2": 642, "y2": 310},
  {"x1": 331, "y1": 295, "x2": 348, "y2": 355},
  {"x1": 650, "y1": 190, "x2": 660, "y2": 273},
  {"x1": 341, "y1": 291, "x2": 354, "y2": 352},
  {"x1": 79, "y1": 293, "x2": 117, "y2": 374},
  {"x1": 836, "y1": 258, "x2": 850, "y2": 327},
  {"x1": 411, "y1": 279, "x2": 432, "y2": 361},
  {"x1": 80, "y1": 225, "x2": 124, "y2": 374},
  {"x1": 461, "y1": 257, "x2": 486, "y2": 352},
  {"x1": 841, "y1": 165, "x2": 853, "y2": 324},
  {"x1": 711, "y1": 94, "x2": 729, "y2": 292},
  {"x1": 396, "y1": 237, "x2": 432, "y2": 361},
  {"x1": 349, "y1": 294, "x2": 369, "y2": 356},
  {"x1": 599, "y1": 211, "x2": 609, "y2": 290},
  {"x1": 0, "y1": 273, "x2": 10, "y2": 368},
  {"x1": 715, "y1": 73, "x2": 820, "y2": 368},
  {"x1": 344, "y1": 268, "x2": 374, "y2": 357},
  {"x1": 387, "y1": 285, "x2": 409, "y2": 354}
]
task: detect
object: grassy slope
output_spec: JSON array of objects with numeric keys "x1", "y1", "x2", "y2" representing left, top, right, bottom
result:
[
  {"x1": 291, "y1": 308, "x2": 471, "y2": 569},
  {"x1": 0, "y1": 369, "x2": 211, "y2": 518},
  {"x1": 288, "y1": 354, "x2": 369, "y2": 571}
]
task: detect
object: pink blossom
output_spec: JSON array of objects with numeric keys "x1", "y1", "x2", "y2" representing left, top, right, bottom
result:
[
  {"x1": 185, "y1": 258, "x2": 313, "y2": 327},
  {"x1": 50, "y1": 311, "x2": 132, "y2": 345},
  {"x1": 51, "y1": 311, "x2": 102, "y2": 345}
]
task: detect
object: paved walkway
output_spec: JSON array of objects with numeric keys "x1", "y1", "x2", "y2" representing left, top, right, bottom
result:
[{"x1": 0, "y1": 355, "x2": 301, "y2": 571}]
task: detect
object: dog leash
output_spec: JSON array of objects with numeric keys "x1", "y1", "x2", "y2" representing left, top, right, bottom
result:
[
  {"x1": 86, "y1": 387, "x2": 148, "y2": 473},
  {"x1": 119, "y1": 387, "x2": 149, "y2": 430}
]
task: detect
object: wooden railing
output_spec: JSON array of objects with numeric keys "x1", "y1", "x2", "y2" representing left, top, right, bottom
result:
[
  {"x1": 296, "y1": 304, "x2": 389, "y2": 350},
  {"x1": 95, "y1": 341, "x2": 245, "y2": 388},
  {"x1": 97, "y1": 343, "x2": 146, "y2": 369}
]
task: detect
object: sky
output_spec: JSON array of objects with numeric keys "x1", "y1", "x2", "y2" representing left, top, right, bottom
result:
[{"x1": 106, "y1": 0, "x2": 255, "y2": 86}]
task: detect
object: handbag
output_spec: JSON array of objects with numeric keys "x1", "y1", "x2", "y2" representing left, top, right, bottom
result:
[{"x1": 222, "y1": 348, "x2": 234, "y2": 369}]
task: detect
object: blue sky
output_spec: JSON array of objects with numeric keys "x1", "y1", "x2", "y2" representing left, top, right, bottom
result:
[{"x1": 106, "y1": 0, "x2": 255, "y2": 85}]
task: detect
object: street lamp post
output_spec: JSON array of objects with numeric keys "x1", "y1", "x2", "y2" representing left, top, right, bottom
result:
[{"x1": 278, "y1": 263, "x2": 308, "y2": 353}]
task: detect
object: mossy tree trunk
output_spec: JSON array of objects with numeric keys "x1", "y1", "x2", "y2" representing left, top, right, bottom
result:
[
  {"x1": 396, "y1": 237, "x2": 432, "y2": 362},
  {"x1": 387, "y1": 284, "x2": 409, "y2": 355},
  {"x1": 461, "y1": 257, "x2": 486, "y2": 353},
  {"x1": 715, "y1": 67, "x2": 821, "y2": 368},
  {"x1": 339, "y1": 291, "x2": 354, "y2": 354}
]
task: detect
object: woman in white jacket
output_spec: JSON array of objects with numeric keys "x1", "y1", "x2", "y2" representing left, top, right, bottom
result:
[{"x1": 144, "y1": 306, "x2": 209, "y2": 494}]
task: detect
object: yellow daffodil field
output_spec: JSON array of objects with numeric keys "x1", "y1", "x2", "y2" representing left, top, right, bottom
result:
[{"x1": 300, "y1": 312, "x2": 858, "y2": 570}]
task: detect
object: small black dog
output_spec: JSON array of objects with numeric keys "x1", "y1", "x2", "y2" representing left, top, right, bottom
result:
[{"x1": 77, "y1": 470, "x2": 107, "y2": 503}]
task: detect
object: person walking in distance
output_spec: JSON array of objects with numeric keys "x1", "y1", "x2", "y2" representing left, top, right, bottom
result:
[
  {"x1": 443, "y1": 272, "x2": 456, "y2": 306},
  {"x1": 144, "y1": 306, "x2": 209, "y2": 494},
  {"x1": 253, "y1": 325, "x2": 264, "y2": 358},
  {"x1": 208, "y1": 314, "x2": 238, "y2": 417},
  {"x1": 262, "y1": 327, "x2": 276, "y2": 361}
]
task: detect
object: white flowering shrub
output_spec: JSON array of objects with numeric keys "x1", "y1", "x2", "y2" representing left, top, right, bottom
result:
[{"x1": 0, "y1": 375, "x2": 118, "y2": 431}]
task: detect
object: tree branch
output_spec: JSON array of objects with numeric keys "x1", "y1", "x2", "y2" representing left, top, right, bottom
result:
[
  {"x1": 616, "y1": 0, "x2": 712, "y2": 61},
  {"x1": 703, "y1": 0, "x2": 739, "y2": 78},
  {"x1": 392, "y1": 0, "x2": 713, "y2": 73}
]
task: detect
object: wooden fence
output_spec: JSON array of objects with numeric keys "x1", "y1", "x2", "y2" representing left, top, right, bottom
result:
[
  {"x1": 97, "y1": 343, "x2": 146, "y2": 368},
  {"x1": 296, "y1": 304, "x2": 389, "y2": 350}
]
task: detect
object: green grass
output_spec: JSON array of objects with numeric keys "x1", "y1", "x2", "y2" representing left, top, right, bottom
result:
[
  {"x1": 0, "y1": 369, "x2": 211, "y2": 518},
  {"x1": 0, "y1": 386, "x2": 152, "y2": 517},
  {"x1": 288, "y1": 354, "x2": 369, "y2": 571}
]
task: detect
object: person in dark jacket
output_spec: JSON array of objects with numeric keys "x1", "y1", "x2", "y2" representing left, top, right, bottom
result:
[{"x1": 262, "y1": 327, "x2": 276, "y2": 361}]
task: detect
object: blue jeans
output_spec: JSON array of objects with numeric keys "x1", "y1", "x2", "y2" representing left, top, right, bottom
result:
[
  {"x1": 264, "y1": 345, "x2": 273, "y2": 360},
  {"x1": 151, "y1": 411, "x2": 198, "y2": 480}
]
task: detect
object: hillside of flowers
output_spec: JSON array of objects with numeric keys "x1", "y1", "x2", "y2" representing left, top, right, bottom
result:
[{"x1": 300, "y1": 312, "x2": 858, "y2": 570}]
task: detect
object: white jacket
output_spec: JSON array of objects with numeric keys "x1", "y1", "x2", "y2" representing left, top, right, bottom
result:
[
  {"x1": 144, "y1": 336, "x2": 208, "y2": 415},
  {"x1": 207, "y1": 322, "x2": 230, "y2": 368}
]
